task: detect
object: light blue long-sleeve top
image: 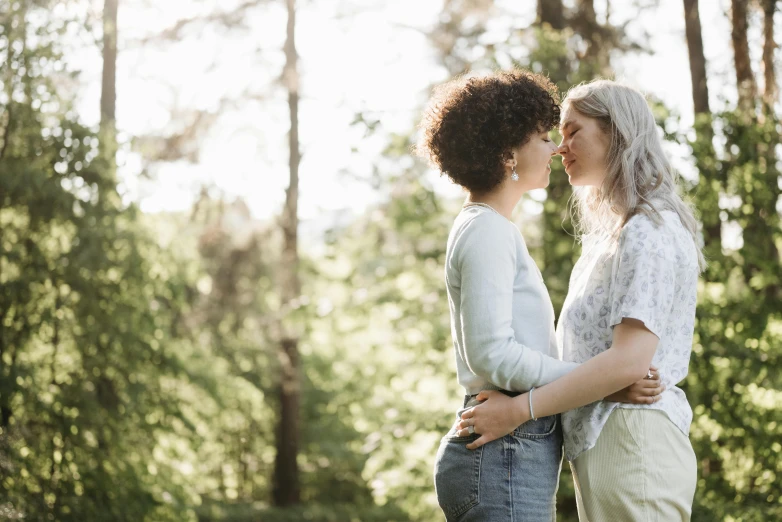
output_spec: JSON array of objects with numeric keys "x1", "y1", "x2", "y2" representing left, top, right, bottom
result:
[{"x1": 445, "y1": 206, "x2": 578, "y2": 396}]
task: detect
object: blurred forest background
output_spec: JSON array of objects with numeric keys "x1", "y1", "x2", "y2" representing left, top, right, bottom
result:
[{"x1": 1, "y1": 0, "x2": 781, "y2": 520}]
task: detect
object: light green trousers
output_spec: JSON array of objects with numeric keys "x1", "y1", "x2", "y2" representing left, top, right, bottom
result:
[{"x1": 571, "y1": 409, "x2": 697, "y2": 522}]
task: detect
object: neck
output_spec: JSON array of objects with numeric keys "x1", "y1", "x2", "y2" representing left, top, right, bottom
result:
[{"x1": 466, "y1": 182, "x2": 525, "y2": 220}]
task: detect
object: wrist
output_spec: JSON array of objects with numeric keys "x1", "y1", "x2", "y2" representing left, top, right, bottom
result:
[{"x1": 514, "y1": 393, "x2": 531, "y2": 425}]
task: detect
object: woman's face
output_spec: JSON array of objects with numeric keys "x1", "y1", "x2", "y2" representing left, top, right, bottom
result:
[
  {"x1": 557, "y1": 106, "x2": 611, "y2": 187},
  {"x1": 512, "y1": 129, "x2": 557, "y2": 191}
]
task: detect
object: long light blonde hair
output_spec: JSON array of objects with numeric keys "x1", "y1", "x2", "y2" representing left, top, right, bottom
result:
[{"x1": 564, "y1": 79, "x2": 706, "y2": 269}]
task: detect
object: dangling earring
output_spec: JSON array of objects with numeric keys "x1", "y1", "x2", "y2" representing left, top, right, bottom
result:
[{"x1": 511, "y1": 166, "x2": 519, "y2": 181}]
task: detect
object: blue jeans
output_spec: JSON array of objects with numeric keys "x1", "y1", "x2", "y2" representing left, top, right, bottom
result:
[{"x1": 433, "y1": 396, "x2": 563, "y2": 522}]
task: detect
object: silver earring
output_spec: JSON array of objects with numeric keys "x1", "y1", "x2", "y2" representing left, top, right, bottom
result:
[{"x1": 511, "y1": 167, "x2": 519, "y2": 181}]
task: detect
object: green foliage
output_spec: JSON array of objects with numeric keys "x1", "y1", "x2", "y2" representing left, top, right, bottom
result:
[
  {"x1": 683, "y1": 108, "x2": 782, "y2": 521},
  {"x1": 1, "y1": 2, "x2": 196, "y2": 520}
]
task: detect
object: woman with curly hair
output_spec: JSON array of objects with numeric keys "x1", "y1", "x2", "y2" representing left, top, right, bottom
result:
[
  {"x1": 418, "y1": 70, "x2": 660, "y2": 521},
  {"x1": 455, "y1": 80, "x2": 703, "y2": 521}
]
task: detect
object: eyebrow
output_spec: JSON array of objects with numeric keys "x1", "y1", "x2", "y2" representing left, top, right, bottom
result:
[{"x1": 559, "y1": 120, "x2": 575, "y2": 133}]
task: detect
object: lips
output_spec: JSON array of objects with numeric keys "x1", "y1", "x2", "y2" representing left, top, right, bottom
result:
[{"x1": 562, "y1": 158, "x2": 575, "y2": 169}]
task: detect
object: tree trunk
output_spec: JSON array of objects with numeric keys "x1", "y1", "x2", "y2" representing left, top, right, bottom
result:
[
  {"x1": 573, "y1": 0, "x2": 611, "y2": 76},
  {"x1": 101, "y1": 0, "x2": 117, "y2": 128},
  {"x1": 682, "y1": 0, "x2": 722, "y2": 258},
  {"x1": 751, "y1": 0, "x2": 781, "y2": 302},
  {"x1": 577, "y1": 0, "x2": 598, "y2": 47},
  {"x1": 683, "y1": 0, "x2": 710, "y2": 115},
  {"x1": 94, "y1": 2, "x2": 119, "y2": 512},
  {"x1": 578, "y1": 0, "x2": 596, "y2": 21},
  {"x1": 272, "y1": 0, "x2": 301, "y2": 507},
  {"x1": 731, "y1": 0, "x2": 757, "y2": 112},
  {"x1": 101, "y1": 0, "x2": 118, "y2": 174},
  {"x1": 537, "y1": 0, "x2": 565, "y2": 29},
  {"x1": 761, "y1": 0, "x2": 778, "y2": 111}
]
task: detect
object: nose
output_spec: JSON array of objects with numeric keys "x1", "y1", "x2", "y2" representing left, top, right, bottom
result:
[{"x1": 556, "y1": 141, "x2": 567, "y2": 155}]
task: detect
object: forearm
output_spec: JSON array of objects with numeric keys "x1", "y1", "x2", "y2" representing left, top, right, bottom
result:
[
  {"x1": 513, "y1": 344, "x2": 650, "y2": 418},
  {"x1": 465, "y1": 338, "x2": 579, "y2": 392}
]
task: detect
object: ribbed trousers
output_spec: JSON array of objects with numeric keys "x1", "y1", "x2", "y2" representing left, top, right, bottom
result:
[{"x1": 571, "y1": 409, "x2": 697, "y2": 522}]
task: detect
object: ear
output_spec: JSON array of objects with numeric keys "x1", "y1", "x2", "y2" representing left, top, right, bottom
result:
[{"x1": 503, "y1": 151, "x2": 517, "y2": 169}]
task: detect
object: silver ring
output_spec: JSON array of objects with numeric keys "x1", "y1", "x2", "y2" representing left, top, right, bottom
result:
[
  {"x1": 646, "y1": 370, "x2": 653, "y2": 379},
  {"x1": 467, "y1": 426, "x2": 475, "y2": 434}
]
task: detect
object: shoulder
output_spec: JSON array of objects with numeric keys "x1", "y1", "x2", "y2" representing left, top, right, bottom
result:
[
  {"x1": 617, "y1": 211, "x2": 696, "y2": 267},
  {"x1": 615, "y1": 213, "x2": 673, "y2": 262},
  {"x1": 621, "y1": 212, "x2": 663, "y2": 237},
  {"x1": 619, "y1": 212, "x2": 676, "y2": 247},
  {"x1": 454, "y1": 209, "x2": 516, "y2": 245},
  {"x1": 462, "y1": 207, "x2": 512, "y2": 228},
  {"x1": 450, "y1": 209, "x2": 519, "y2": 263}
]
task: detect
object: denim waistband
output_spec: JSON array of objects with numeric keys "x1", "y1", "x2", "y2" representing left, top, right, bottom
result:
[
  {"x1": 466, "y1": 389, "x2": 523, "y2": 400},
  {"x1": 463, "y1": 389, "x2": 523, "y2": 409}
]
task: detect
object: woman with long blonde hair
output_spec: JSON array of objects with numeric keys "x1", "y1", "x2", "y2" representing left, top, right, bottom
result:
[{"x1": 456, "y1": 79, "x2": 703, "y2": 521}]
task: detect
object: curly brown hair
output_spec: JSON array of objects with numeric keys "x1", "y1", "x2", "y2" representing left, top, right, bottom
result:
[{"x1": 416, "y1": 69, "x2": 560, "y2": 194}]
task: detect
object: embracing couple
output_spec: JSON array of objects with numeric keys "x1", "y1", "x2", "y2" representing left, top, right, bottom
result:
[{"x1": 418, "y1": 70, "x2": 702, "y2": 521}]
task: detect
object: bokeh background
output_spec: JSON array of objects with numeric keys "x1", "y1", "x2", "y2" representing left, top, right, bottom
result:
[{"x1": 1, "y1": 0, "x2": 780, "y2": 520}]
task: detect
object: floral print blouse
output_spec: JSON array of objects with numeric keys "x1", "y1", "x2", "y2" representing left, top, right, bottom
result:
[{"x1": 557, "y1": 211, "x2": 699, "y2": 461}]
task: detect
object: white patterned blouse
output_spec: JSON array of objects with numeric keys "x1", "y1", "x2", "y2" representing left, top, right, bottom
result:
[{"x1": 557, "y1": 210, "x2": 700, "y2": 461}]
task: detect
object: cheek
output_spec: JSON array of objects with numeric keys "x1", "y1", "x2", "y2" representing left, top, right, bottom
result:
[
  {"x1": 599, "y1": 142, "x2": 611, "y2": 163},
  {"x1": 523, "y1": 143, "x2": 550, "y2": 166},
  {"x1": 569, "y1": 138, "x2": 583, "y2": 158},
  {"x1": 587, "y1": 140, "x2": 610, "y2": 167},
  {"x1": 572, "y1": 137, "x2": 595, "y2": 163}
]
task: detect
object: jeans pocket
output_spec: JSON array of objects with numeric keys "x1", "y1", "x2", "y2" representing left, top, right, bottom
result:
[
  {"x1": 512, "y1": 414, "x2": 558, "y2": 439},
  {"x1": 433, "y1": 435, "x2": 483, "y2": 520}
]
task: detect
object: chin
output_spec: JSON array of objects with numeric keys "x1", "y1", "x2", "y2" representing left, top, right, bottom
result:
[{"x1": 565, "y1": 169, "x2": 584, "y2": 186}]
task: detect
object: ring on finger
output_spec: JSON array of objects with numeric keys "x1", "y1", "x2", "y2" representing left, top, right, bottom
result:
[{"x1": 467, "y1": 425, "x2": 475, "y2": 434}]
